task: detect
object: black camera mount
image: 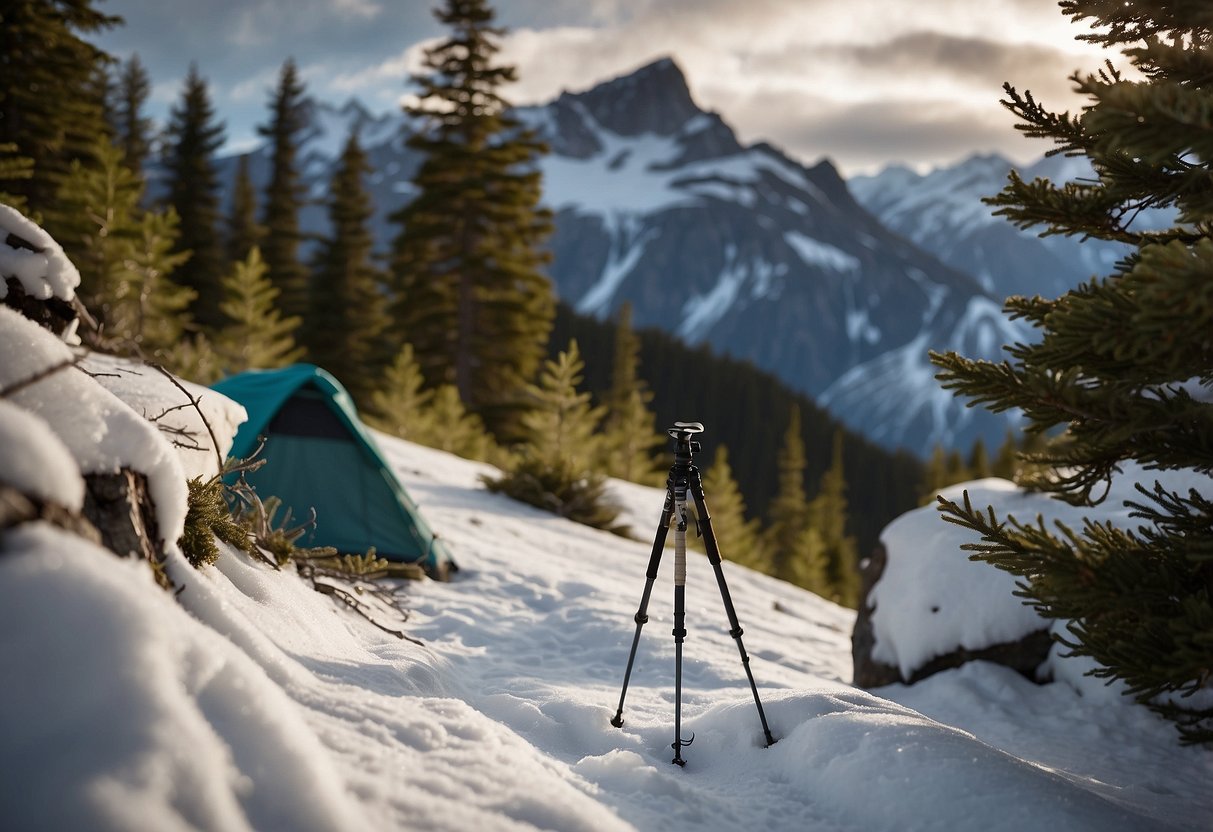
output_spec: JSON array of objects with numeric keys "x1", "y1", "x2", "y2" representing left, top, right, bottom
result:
[{"x1": 610, "y1": 421, "x2": 776, "y2": 766}]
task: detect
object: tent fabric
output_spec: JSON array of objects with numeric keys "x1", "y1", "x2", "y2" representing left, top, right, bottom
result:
[{"x1": 211, "y1": 364, "x2": 454, "y2": 577}]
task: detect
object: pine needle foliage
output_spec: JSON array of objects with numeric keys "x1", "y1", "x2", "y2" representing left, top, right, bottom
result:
[
  {"x1": 702, "y1": 444, "x2": 769, "y2": 572},
  {"x1": 163, "y1": 64, "x2": 226, "y2": 331},
  {"x1": 258, "y1": 59, "x2": 312, "y2": 324},
  {"x1": 114, "y1": 54, "x2": 153, "y2": 179},
  {"x1": 765, "y1": 405, "x2": 828, "y2": 591},
  {"x1": 0, "y1": 0, "x2": 118, "y2": 225},
  {"x1": 181, "y1": 475, "x2": 256, "y2": 568},
  {"x1": 484, "y1": 340, "x2": 624, "y2": 533},
  {"x1": 214, "y1": 246, "x2": 304, "y2": 373},
  {"x1": 367, "y1": 344, "x2": 436, "y2": 441},
  {"x1": 0, "y1": 143, "x2": 34, "y2": 211},
  {"x1": 931, "y1": 0, "x2": 1213, "y2": 743},
  {"x1": 601, "y1": 303, "x2": 663, "y2": 485},
  {"x1": 226, "y1": 154, "x2": 262, "y2": 266},
  {"x1": 389, "y1": 0, "x2": 555, "y2": 441},
  {"x1": 307, "y1": 130, "x2": 388, "y2": 406}
]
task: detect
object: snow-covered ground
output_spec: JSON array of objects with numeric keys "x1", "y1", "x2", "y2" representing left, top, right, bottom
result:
[{"x1": 3, "y1": 418, "x2": 1210, "y2": 830}]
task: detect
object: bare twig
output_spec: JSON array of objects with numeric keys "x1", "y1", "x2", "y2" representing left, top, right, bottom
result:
[
  {"x1": 148, "y1": 362, "x2": 224, "y2": 475},
  {"x1": 0, "y1": 353, "x2": 86, "y2": 399}
]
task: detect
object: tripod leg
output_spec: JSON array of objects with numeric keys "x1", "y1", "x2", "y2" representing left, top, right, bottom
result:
[
  {"x1": 672, "y1": 495, "x2": 690, "y2": 766},
  {"x1": 611, "y1": 487, "x2": 674, "y2": 729},
  {"x1": 689, "y1": 473, "x2": 777, "y2": 748}
]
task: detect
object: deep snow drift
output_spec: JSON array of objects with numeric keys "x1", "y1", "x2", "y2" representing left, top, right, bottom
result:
[{"x1": 2, "y1": 406, "x2": 1210, "y2": 829}]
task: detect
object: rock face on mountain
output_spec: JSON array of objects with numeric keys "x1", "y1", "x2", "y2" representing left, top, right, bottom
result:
[
  {"x1": 850, "y1": 153, "x2": 1153, "y2": 301},
  {"x1": 520, "y1": 59, "x2": 1023, "y2": 451},
  {"x1": 216, "y1": 58, "x2": 1028, "y2": 452}
]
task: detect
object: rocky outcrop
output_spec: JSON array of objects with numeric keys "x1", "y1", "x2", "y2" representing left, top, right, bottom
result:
[{"x1": 852, "y1": 542, "x2": 1053, "y2": 688}]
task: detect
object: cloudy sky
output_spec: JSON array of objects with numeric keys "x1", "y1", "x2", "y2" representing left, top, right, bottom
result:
[{"x1": 94, "y1": 0, "x2": 1111, "y2": 175}]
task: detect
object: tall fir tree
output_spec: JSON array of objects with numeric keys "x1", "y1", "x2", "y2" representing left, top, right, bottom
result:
[
  {"x1": 258, "y1": 58, "x2": 311, "y2": 323},
  {"x1": 968, "y1": 436, "x2": 992, "y2": 479},
  {"x1": 0, "y1": 0, "x2": 118, "y2": 230},
  {"x1": 0, "y1": 144, "x2": 35, "y2": 211},
  {"x1": 764, "y1": 405, "x2": 828, "y2": 591},
  {"x1": 601, "y1": 302, "x2": 662, "y2": 484},
  {"x1": 389, "y1": 0, "x2": 555, "y2": 441},
  {"x1": 308, "y1": 131, "x2": 388, "y2": 406},
  {"x1": 214, "y1": 246, "x2": 304, "y2": 373},
  {"x1": 932, "y1": 0, "x2": 1213, "y2": 742},
  {"x1": 807, "y1": 431, "x2": 861, "y2": 607},
  {"x1": 115, "y1": 53, "x2": 153, "y2": 180},
  {"x1": 367, "y1": 344, "x2": 436, "y2": 441},
  {"x1": 110, "y1": 208, "x2": 194, "y2": 355},
  {"x1": 226, "y1": 154, "x2": 262, "y2": 265},
  {"x1": 54, "y1": 136, "x2": 143, "y2": 323},
  {"x1": 703, "y1": 444, "x2": 769, "y2": 573},
  {"x1": 484, "y1": 340, "x2": 620, "y2": 530},
  {"x1": 163, "y1": 64, "x2": 226, "y2": 331}
]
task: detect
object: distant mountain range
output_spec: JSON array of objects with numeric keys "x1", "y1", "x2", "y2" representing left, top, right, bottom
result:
[{"x1": 210, "y1": 58, "x2": 1140, "y2": 454}]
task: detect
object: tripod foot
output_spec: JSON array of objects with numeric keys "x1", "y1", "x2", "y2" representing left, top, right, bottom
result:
[
  {"x1": 764, "y1": 733, "x2": 777, "y2": 748},
  {"x1": 610, "y1": 711, "x2": 624, "y2": 728},
  {"x1": 671, "y1": 755, "x2": 686, "y2": 767}
]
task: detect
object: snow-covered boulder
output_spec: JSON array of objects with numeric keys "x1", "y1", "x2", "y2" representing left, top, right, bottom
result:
[
  {"x1": 0, "y1": 202, "x2": 82, "y2": 339},
  {"x1": 853, "y1": 479, "x2": 1057, "y2": 687}
]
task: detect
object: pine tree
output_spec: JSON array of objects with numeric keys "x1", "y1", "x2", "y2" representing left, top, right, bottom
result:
[
  {"x1": 163, "y1": 64, "x2": 226, "y2": 331},
  {"x1": 484, "y1": 340, "x2": 620, "y2": 530},
  {"x1": 968, "y1": 436, "x2": 992, "y2": 479},
  {"x1": 109, "y1": 208, "x2": 194, "y2": 355},
  {"x1": 931, "y1": 0, "x2": 1213, "y2": 742},
  {"x1": 115, "y1": 53, "x2": 153, "y2": 179},
  {"x1": 992, "y1": 430, "x2": 1020, "y2": 480},
  {"x1": 0, "y1": 144, "x2": 35, "y2": 211},
  {"x1": 389, "y1": 0, "x2": 555, "y2": 441},
  {"x1": 214, "y1": 246, "x2": 304, "y2": 373},
  {"x1": 226, "y1": 154, "x2": 262, "y2": 265},
  {"x1": 53, "y1": 137, "x2": 144, "y2": 323},
  {"x1": 703, "y1": 445, "x2": 768, "y2": 572},
  {"x1": 258, "y1": 58, "x2": 311, "y2": 323},
  {"x1": 765, "y1": 405, "x2": 827, "y2": 589},
  {"x1": 0, "y1": 0, "x2": 118, "y2": 227},
  {"x1": 425, "y1": 385, "x2": 495, "y2": 460},
  {"x1": 601, "y1": 303, "x2": 662, "y2": 484},
  {"x1": 807, "y1": 431, "x2": 860, "y2": 607},
  {"x1": 308, "y1": 130, "x2": 388, "y2": 406},
  {"x1": 366, "y1": 344, "x2": 436, "y2": 442}
]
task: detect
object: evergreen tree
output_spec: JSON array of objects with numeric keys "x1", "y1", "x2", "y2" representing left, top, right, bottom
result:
[
  {"x1": 992, "y1": 430, "x2": 1020, "y2": 480},
  {"x1": 54, "y1": 137, "x2": 143, "y2": 324},
  {"x1": 226, "y1": 154, "x2": 262, "y2": 265},
  {"x1": 807, "y1": 431, "x2": 860, "y2": 607},
  {"x1": 115, "y1": 53, "x2": 153, "y2": 179},
  {"x1": 932, "y1": 0, "x2": 1213, "y2": 742},
  {"x1": 601, "y1": 303, "x2": 662, "y2": 484},
  {"x1": 389, "y1": 0, "x2": 555, "y2": 441},
  {"x1": 163, "y1": 64, "x2": 226, "y2": 330},
  {"x1": 308, "y1": 131, "x2": 388, "y2": 406},
  {"x1": 214, "y1": 246, "x2": 304, "y2": 373},
  {"x1": 425, "y1": 384, "x2": 495, "y2": 460},
  {"x1": 0, "y1": 0, "x2": 118, "y2": 227},
  {"x1": 258, "y1": 58, "x2": 311, "y2": 322},
  {"x1": 765, "y1": 405, "x2": 827, "y2": 590},
  {"x1": 484, "y1": 340, "x2": 620, "y2": 531},
  {"x1": 703, "y1": 445, "x2": 768, "y2": 572},
  {"x1": 0, "y1": 144, "x2": 35, "y2": 211},
  {"x1": 109, "y1": 208, "x2": 194, "y2": 355},
  {"x1": 367, "y1": 344, "x2": 436, "y2": 441},
  {"x1": 968, "y1": 436, "x2": 992, "y2": 479}
]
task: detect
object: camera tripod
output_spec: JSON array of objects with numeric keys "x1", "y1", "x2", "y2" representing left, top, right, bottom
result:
[{"x1": 610, "y1": 422, "x2": 776, "y2": 766}]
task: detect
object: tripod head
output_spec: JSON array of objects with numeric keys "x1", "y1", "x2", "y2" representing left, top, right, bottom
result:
[{"x1": 667, "y1": 421, "x2": 704, "y2": 455}]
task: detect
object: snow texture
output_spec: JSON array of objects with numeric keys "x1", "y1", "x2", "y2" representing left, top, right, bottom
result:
[
  {"x1": 0, "y1": 308, "x2": 188, "y2": 541},
  {"x1": 3, "y1": 413, "x2": 1211, "y2": 830},
  {"x1": 0, "y1": 399, "x2": 84, "y2": 509},
  {"x1": 0, "y1": 203, "x2": 80, "y2": 302},
  {"x1": 81, "y1": 353, "x2": 247, "y2": 481}
]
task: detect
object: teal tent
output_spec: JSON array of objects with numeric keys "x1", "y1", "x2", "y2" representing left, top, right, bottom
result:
[{"x1": 212, "y1": 364, "x2": 454, "y2": 578}]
